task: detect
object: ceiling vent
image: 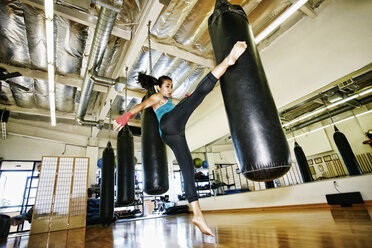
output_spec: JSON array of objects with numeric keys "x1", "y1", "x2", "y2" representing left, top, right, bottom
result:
[{"x1": 338, "y1": 78, "x2": 358, "y2": 93}]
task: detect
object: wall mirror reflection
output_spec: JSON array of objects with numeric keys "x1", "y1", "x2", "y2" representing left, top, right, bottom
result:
[{"x1": 190, "y1": 63, "x2": 372, "y2": 198}]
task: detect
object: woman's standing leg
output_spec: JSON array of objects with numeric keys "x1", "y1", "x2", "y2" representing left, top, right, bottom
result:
[{"x1": 162, "y1": 132, "x2": 214, "y2": 236}]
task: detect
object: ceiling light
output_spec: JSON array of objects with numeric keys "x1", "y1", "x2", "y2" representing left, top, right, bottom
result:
[
  {"x1": 283, "y1": 87, "x2": 372, "y2": 128},
  {"x1": 328, "y1": 92, "x2": 343, "y2": 103},
  {"x1": 44, "y1": 0, "x2": 54, "y2": 19},
  {"x1": 44, "y1": 0, "x2": 56, "y2": 126},
  {"x1": 255, "y1": 0, "x2": 309, "y2": 43},
  {"x1": 287, "y1": 109, "x2": 372, "y2": 141}
]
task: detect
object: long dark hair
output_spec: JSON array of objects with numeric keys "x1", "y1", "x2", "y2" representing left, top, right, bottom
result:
[
  {"x1": 137, "y1": 72, "x2": 172, "y2": 90},
  {"x1": 137, "y1": 72, "x2": 159, "y2": 90}
]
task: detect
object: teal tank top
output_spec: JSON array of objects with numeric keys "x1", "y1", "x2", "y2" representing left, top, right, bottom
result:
[{"x1": 155, "y1": 96, "x2": 175, "y2": 136}]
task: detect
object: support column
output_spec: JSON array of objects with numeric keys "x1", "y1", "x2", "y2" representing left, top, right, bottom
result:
[
  {"x1": 86, "y1": 146, "x2": 99, "y2": 187},
  {"x1": 205, "y1": 152, "x2": 216, "y2": 182}
]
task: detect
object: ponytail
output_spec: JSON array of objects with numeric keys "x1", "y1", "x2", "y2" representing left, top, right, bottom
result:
[{"x1": 137, "y1": 72, "x2": 159, "y2": 90}]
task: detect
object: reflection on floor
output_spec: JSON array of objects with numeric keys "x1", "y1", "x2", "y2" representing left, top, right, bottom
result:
[{"x1": 2, "y1": 205, "x2": 372, "y2": 248}]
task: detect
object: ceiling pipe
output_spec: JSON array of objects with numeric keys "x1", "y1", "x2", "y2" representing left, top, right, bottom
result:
[
  {"x1": 89, "y1": 69, "x2": 126, "y2": 87},
  {"x1": 287, "y1": 95, "x2": 372, "y2": 133},
  {"x1": 76, "y1": 1, "x2": 122, "y2": 126}
]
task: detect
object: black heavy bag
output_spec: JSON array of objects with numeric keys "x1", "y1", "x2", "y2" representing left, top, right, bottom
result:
[
  {"x1": 294, "y1": 142, "x2": 314, "y2": 183},
  {"x1": 208, "y1": 0, "x2": 291, "y2": 181},
  {"x1": 333, "y1": 126, "x2": 362, "y2": 176},
  {"x1": 100, "y1": 141, "x2": 115, "y2": 225},
  {"x1": 141, "y1": 92, "x2": 169, "y2": 195},
  {"x1": 265, "y1": 181, "x2": 275, "y2": 189},
  {"x1": 116, "y1": 125, "x2": 135, "y2": 206},
  {"x1": 0, "y1": 214, "x2": 10, "y2": 239}
]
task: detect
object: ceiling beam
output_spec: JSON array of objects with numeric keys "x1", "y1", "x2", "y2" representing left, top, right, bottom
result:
[
  {"x1": 299, "y1": 3, "x2": 317, "y2": 18},
  {"x1": 0, "y1": 63, "x2": 103, "y2": 92},
  {"x1": 0, "y1": 63, "x2": 146, "y2": 99},
  {"x1": 0, "y1": 104, "x2": 76, "y2": 120},
  {"x1": 6, "y1": 120, "x2": 90, "y2": 147},
  {"x1": 91, "y1": 0, "x2": 164, "y2": 138},
  {"x1": 114, "y1": 1, "x2": 165, "y2": 77},
  {"x1": 144, "y1": 41, "x2": 214, "y2": 68}
]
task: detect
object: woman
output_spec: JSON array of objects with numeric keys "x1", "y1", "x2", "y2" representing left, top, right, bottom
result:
[{"x1": 114, "y1": 41, "x2": 247, "y2": 236}]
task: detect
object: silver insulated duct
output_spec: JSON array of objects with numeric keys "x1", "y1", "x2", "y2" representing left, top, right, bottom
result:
[{"x1": 76, "y1": 2, "x2": 121, "y2": 125}]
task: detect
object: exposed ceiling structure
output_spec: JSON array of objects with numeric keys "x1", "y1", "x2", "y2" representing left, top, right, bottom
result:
[{"x1": 0, "y1": 0, "x2": 324, "y2": 147}]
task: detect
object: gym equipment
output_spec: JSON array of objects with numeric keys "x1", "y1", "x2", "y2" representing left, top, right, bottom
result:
[
  {"x1": 0, "y1": 214, "x2": 10, "y2": 239},
  {"x1": 151, "y1": 195, "x2": 169, "y2": 215},
  {"x1": 333, "y1": 126, "x2": 362, "y2": 175},
  {"x1": 294, "y1": 142, "x2": 314, "y2": 182},
  {"x1": 100, "y1": 141, "x2": 115, "y2": 225},
  {"x1": 97, "y1": 158, "x2": 102, "y2": 168},
  {"x1": 193, "y1": 158, "x2": 203, "y2": 168},
  {"x1": 202, "y1": 160, "x2": 209, "y2": 168},
  {"x1": 116, "y1": 125, "x2": 135, "y2": 206},
  {"x1": 265, "y1": 181, "x2": 275, "y2": 189},
  {"x1": 141, "y1": 25, "x2": 169, "y2": 195},
  {"x1": 208, "y1": 0, "x2": 291, "y2": 181},
  {"x1": 141, "y1": 92, "x2": 169, "y2": 195}
]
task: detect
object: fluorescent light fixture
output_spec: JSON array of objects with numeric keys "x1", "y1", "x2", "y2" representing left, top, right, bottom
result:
[
  {"x1": 283, "y1": 87, "x2": 372, "y2": 128},
  {"x1": 44, "y1": 0, "x2": 54, "y2": 19},
  {"x1": 287, "y1": 109, "x2": 372, "y2": 141},
  {"x1": 47, "y1": 64, "x2": 54, "y2": 86},
  {"x1": 49, "y1": 92, "x2": 56, "y2": 126},
  {"x1": 45, "y1": 21, "x2": 54, "y2": 63},
  {"x1": 254, "y1": 0, "x2": 309, "y2": 43},
  {"x1": 44, "y1": 0, "x2": 56, "y2": 126}
]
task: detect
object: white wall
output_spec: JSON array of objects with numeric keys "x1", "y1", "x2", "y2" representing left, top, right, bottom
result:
[
  {"x1": 261, "y1": 0, "x2": 372, "y2": 108},
  {"x1": 199, "y1": 174, "x2": 372, "y2": 211},
  {"x1": 186, "y1": 0, "x2": 372, "y2": 152},
  {"x1": 0, "y1": 134, "x2": 86, "y2": 161}
]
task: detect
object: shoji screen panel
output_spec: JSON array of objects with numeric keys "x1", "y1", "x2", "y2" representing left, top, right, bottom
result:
[
  {"x1": 31, "y1": 157, "x2": 89, "y2": 234},
  {"x1": 69, "y1": 158, "x2": 89, "y2": 229}
]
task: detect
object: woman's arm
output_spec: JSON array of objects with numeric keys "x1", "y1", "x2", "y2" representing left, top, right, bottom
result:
[
  {"x1": 211, "y1": 41, "x2": 247, "y2": 79},
  {"x1": 128, "y1": 95, "x2": 160, "y2": 116},
  {"x1": 114, "y1": 94, "x2": 160, "y2": 131}
]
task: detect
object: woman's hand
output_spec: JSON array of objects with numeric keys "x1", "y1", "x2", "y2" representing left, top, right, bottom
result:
[
  {"x1": 113, "y1": 112, "x2": 133, "y2": 131},
  {"x1": 227, "y1": 41, "x2": 247, "y2": 66}
]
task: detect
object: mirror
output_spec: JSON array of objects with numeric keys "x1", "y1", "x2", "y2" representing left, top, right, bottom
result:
[{"x1": 190, "y1": 63, "x2": 372, "y2": 198}]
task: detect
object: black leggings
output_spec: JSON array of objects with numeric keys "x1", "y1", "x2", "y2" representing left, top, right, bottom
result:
[{"x1": 160, "y1": 72, "x2": 218, "y2": 203}]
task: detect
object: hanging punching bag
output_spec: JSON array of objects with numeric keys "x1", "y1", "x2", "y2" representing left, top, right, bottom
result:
[
  {"x1": 294, "y1": 142, "x2": 314, "y2": 182},
  {"x1": 265, "y1": 181, "x2": 275, "y2": 189},
  {"x1": 141, "y1": 92, "x2": 169, "y2": 195},
  {"x1": 100, "y1": 141, "x2": 115, "y2": 225},
  {"x1": 208, "y1": 0, "x2": 291, "y2": 181},
  {"x1": 116, "y1": 125, "x2": 135, "y2": 206},
  {"x1": 333, "y1": 126, "x2": 362, "y2": 175}
]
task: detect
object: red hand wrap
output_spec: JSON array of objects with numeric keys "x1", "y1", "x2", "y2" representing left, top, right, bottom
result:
[{"x1": 115, "y1": 112, "x2": 133, "y2": 127}]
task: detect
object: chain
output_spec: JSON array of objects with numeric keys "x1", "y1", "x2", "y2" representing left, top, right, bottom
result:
[
  {"x1": 109, "y1": 99, "x2": 112, "y2": 131},
  {"x1": 147, "y1": 20, "x2": 152, "y2": 76},
  {"x1": 289, "y1": 121, "x2": 296, "y2": 142},
  {"x1": 320, "y1": 94, "x2": 335, "y2": 124},
  {"x1": 125, "y1": 67, "x2": 128, "y2": 111}
]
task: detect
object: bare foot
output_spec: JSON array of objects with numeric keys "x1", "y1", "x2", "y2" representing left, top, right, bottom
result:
[
  {"x1": 227, "y1": 41, "x2": 247, "y2": 65},
  {"x1": 192, "y1": 216, "x2": 215, "y2": 237}
]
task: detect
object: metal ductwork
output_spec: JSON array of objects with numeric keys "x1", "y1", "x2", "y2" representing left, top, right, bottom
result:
[
  {"x1": 76, "y1": 2, "x2": 122, "y2": 126},
  {"x1": 89, "y1": 70, "x2": 126, "y2": 87}
]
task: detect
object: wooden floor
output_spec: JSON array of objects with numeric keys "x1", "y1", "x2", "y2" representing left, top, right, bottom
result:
[{"x1": 3, "y1": 206, "x2": 372, "y2": 248}]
